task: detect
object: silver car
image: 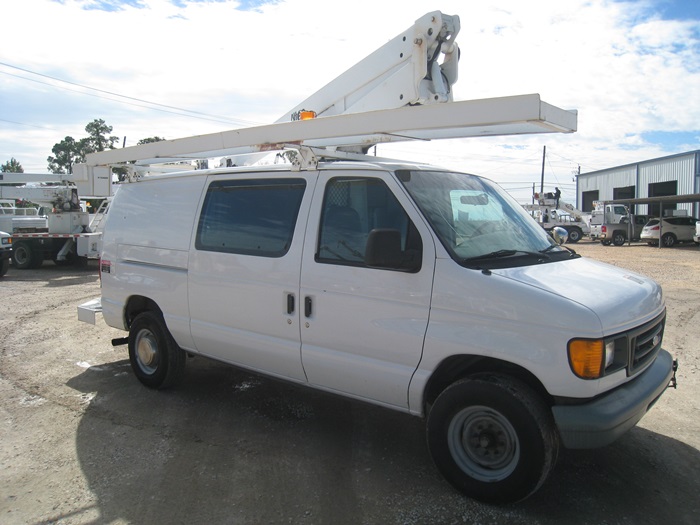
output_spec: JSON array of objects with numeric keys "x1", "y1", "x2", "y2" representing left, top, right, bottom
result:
[{"x1": 641, "y1": 216, "x2": 699, "y2": 247}]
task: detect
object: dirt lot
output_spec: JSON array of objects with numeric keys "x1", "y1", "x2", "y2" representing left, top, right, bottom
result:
[{"x1": 1, "y1": 241, "x2": 699, "y2": 525}]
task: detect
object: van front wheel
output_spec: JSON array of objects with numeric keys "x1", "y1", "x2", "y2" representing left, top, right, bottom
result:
[
  {"x1": 426, "y1": 374, "x2": 558, "y2": 503},
  {"x1": 128, "y1": 311, "x2": 186, "y2": 389}
]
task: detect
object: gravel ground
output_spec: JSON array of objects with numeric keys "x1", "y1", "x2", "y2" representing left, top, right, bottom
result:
[{"x1": 0, "y1": 240, "x2": 698, "y2": 525}]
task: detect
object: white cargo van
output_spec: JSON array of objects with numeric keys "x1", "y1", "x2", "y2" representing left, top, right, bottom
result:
[{"x1": 86, "y1": 159, "x2": 676, "y2": 503}]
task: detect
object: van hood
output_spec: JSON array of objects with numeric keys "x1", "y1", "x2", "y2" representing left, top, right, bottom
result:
[{"x1": 494, "y1": 257, "x2": 664, "y2": 333}]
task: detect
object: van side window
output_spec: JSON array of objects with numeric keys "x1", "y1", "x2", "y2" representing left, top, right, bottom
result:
[
  {"x1": 317, "y1": 177, "x2": 422, "y2": 270},
  {"x1": 196, "y1": 178, "x2": 306, "y2": 257}
]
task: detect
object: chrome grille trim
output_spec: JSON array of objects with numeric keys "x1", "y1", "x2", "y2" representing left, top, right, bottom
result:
[{"x1": 628, "y1": 311, "x2": 665, "y2": 376}]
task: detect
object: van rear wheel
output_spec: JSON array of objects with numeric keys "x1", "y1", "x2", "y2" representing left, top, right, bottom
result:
[
  {"x1": 128, "y1": 311, "x2": 186, "y2": 389},
  {"x1": 426, "y1": 374, "x2": 558, "y2": 503}
]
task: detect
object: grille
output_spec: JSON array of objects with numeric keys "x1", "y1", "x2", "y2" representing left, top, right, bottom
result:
[{"x1": 628, "y1": 312, "x2": 665, "y2": 375}]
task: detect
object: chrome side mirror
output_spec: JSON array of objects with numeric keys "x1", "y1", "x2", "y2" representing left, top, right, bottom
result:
[{"x1": 552, "y1": 226, "x2": 568, "y2": 245}]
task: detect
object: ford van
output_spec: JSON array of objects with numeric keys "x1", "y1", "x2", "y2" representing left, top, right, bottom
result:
[{"x1": 83, "y1": 159, "x2": 676, "y2": 503}]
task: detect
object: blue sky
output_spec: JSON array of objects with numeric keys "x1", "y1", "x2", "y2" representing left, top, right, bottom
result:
[
  {"x1": 655, "y1": 0, "x2": 700, "y2": 20},
  {"x1": 1, "y1": 0, "x2": 699, "y2": 204}
]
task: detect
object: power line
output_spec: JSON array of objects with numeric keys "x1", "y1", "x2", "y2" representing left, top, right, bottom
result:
[
  {"x1": 0, "y1": 118, "x2": 55, "y2": 130},
  {"x1": 0, "y1": 61, "x2": 263, "y2": 127}
]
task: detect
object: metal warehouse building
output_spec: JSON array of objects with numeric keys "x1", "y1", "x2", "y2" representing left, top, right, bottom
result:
[{"x1": 577, "y1": 150, "x2": 700, "y2": 217}]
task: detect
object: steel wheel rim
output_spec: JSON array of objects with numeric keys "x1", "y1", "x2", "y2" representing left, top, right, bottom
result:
[
  {"x1": 14, "y1": 246, "x2": 29, "y2": 265},
  {"x1": 134, "y1": 329, "x2": 159, "y2": 375},
  {"x1": 447, "y1": 406, "x2": 520, "y2": 482}
]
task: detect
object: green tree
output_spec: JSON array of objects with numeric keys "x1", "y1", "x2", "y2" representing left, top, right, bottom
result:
[
  {"x1": 47, "y1": 136, "x2": 82, "y2": 174},
  {"x1": 84, "y1": 119, "x2": 119, "y2": 152},
  {"x1": 47, "y1": 119, "x2": 120, "y2": 173},
  {"x1": 137, "y1": 136, "x2": 166, "y2": 145},
  {"x1": 1, "y1": 157, "x2": 24, "y2": 173}
]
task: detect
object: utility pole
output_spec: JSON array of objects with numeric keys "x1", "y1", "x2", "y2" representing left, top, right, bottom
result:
[{"x1": 540, "y1": 145, "x2": 546, "y2": 194}]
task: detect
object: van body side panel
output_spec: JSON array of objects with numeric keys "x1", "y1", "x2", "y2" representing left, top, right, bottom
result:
[
  {"x1": 299, "y1": 170, "x2": 436, "y2": 409},
  {"x1": 414, "y1": 258, "x2": 598, "y2": 402},
  {"x1": 100, "y1": 176, "x2": 206, "y2": 350},
  {"x1": 187, "y1": 174, "x2": 315, "y2": 382},
  {"x1": 408, "y1": 255, "x2": 666, "y2": 413}
]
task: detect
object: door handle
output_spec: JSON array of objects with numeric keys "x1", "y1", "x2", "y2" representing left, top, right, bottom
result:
[
  {"x1": 287, "y1": 293, "x2": 295, "y2": 315},
  {"x1": 304, "y1": 296, "x2": 312, "y2": 318}
]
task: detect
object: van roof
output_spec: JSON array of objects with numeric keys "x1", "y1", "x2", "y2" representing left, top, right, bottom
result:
[{"x1": 132, "y1": 157, "x2": 458, "y2": 182}]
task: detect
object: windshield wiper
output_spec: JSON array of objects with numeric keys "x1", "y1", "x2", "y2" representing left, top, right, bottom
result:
[
  {"x1": 540, "y1": 244, "x2": 579, "y2": 257},
  {"x1": 464, "y1": 249, "x2": 551, "y2": 264}
]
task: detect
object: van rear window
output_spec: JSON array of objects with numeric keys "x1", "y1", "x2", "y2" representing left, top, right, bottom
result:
[{"x1": 195, "y1": 178, "x2": 306, "y2": 257}]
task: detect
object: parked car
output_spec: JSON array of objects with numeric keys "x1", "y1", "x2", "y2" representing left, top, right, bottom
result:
[
  {"x1": 641, "y1": 216, "x2": 699, "y2": 247},
  {"x1": 694, "y1": 220, "x2": 700, "y2": 244}
]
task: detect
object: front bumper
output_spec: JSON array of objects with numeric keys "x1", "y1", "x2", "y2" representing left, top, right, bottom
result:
[{"x1": 553, "y1": 349, "x2": 676, "y2": 449}]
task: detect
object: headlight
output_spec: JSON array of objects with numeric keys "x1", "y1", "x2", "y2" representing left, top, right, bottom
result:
[
  {"x1": 568, "y1": 337, "x2": 625, "y2": 379},
  {"x1": 604, "y1": 340, "x2": 616, "y2": 368}
]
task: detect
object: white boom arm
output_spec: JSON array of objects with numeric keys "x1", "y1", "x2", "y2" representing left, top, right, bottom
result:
[
  {"x1": 84, "y1": 94, "x2": 577, "y2": 168},
  {"x1": 0, "y1": 173, "x2": 79, "y2": 209},
  {"x1": 0, "y1": 167, "x2": 114, "y2": 200},
  {"x1": 80, "y1": 10, "x2": 577, "y2": 171},
  {"x1": 278, "y1": 11, "x2": 459, "y2": 123},
  {"x1": 0, "y1": 184, "x2": 79, "y2": 210}
]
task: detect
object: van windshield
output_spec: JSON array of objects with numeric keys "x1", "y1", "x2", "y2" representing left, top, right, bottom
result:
[{"x1": 397, "y1": 169, "x2": 577, "y2": 269}]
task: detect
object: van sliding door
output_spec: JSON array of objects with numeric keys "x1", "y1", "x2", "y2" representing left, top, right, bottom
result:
[{"x1": 188, "y1": 174, "x2": 316, "y2": 381}]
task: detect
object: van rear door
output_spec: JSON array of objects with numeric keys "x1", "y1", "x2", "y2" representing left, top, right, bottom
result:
[{"x1": 299, "y1": 170, "x2": 436, "y2": 410}]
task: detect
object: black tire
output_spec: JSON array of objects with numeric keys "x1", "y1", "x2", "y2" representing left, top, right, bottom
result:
[
  {"x1": 0, "y1": 258, "x2": 9, "y2": 277},
  {"x1": 128, "y1": 311, "x2": 186, "y2": 389},
  {"x1": 566, "y1": 227, "x2": 582, "y2": 243},
  {"x1": 426, "y1": 374, "x2": 559, "y2": 504},
  {"x1": 661, "y1": 233, "x2": 676, "y2": 247},
  {"x1": 601, "y1": 240, "x2": 611, "y2": 246},
  {"x1": 12, "y1": 241, "x2": 35, "y2": 269},
  {"x1": 612, "y1": 231, "x2": 626, "y2": 246}
]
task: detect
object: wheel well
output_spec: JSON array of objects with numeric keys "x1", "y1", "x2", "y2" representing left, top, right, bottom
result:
[
  {"x1": 124, "y1": 296, "x2": 163, "y2": 329},
  {"x1": 423, "y1": 355, "x2": 552, "y2": 414}
]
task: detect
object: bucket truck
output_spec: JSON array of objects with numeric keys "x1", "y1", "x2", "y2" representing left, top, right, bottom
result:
[
  {"x1": 523, "y1": 192, "x2": 591, "y2": 243},
  {"x1": 0, "y1": 167, "x2": 112, "y2": 269},
  {"x1": 69, "y1": 9, "x2": 676, "y2": 505}
]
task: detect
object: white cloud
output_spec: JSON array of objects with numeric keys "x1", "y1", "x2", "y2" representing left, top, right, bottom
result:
[{"x1": 1, "y1": 0, "x2": 698, "y2": 204}]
